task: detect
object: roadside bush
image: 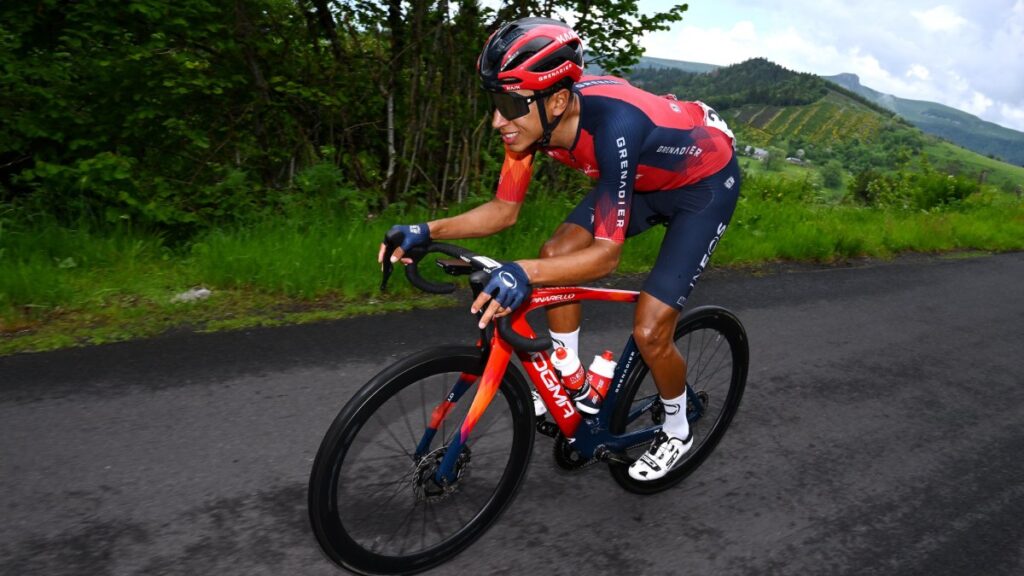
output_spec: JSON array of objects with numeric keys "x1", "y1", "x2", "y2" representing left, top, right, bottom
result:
[
  {"x1": 850, "y1": 167, "x2": 980, "y2": 210},
  {"x1": 743, "y1": 172, "x2": 817, "y2": 203},
  {"x1": 910, "y1": 172, "x2": 978, "y2": 209},
  {"x1": 821, "y1": 160, "x2": 844, "y2": 189}
]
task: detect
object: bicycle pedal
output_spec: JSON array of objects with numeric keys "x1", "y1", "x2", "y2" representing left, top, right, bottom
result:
[{"x1": 535, "y1": 420, "x2": 560, "y2": 438}]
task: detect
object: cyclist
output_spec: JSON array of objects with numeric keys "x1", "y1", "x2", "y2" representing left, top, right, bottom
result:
[{"x1": 378, "y1": 17, "x2": 740, "y2": 482}]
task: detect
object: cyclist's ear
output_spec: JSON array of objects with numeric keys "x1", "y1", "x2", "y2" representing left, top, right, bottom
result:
[{"x1": 548, "y1": 88, "x2": 572, "y2": 115}]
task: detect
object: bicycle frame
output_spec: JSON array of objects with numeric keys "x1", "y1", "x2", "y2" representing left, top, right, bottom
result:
[{"x1": 428, "y1": 285, "x2": 702, "y2": 483}]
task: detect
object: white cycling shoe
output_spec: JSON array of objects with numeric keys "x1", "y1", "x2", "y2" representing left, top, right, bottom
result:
[
  {"x1": 628, "y1": 430, "x2": 693, "y2": 481},
  {"x1": 531, "y1": 389, "x2": 547, "y2": 417}
]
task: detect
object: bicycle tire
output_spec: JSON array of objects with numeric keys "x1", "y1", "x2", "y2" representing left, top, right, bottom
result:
[
  {"x1": 308, "y1": 345, "x2": 535, "y2": 575},
  {"x1": 609, "y1": 306, "x2": 749, "y2": 495}
]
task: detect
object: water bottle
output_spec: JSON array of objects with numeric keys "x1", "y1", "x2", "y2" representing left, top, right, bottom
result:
[
  {"x1": 575, "y1": 351, "x2": 616, "y2": 415},
  {"x1": 551, "y1": 346, "x2": 588, "y2": 397}
]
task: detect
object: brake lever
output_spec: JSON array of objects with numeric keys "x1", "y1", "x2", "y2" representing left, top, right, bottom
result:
[{"x1": 380, "y1": 230, "x2": 405, "y2": 292}]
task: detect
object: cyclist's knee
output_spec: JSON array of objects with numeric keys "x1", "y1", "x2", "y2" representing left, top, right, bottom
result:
[
  {"x1": 633, "y1": 321, "x2": 673, "y2": 357},
  {"x1": 539, "y1": 238, "x2": 564, "y2": 259},
  {"x1": 540, "y1": 224, "x2": 593, "y2": 258}
]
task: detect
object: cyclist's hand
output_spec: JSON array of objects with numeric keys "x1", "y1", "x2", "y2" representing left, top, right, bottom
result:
[
  {"x1": 378, "y1": 223, "x2": 430, "y2": 267},
  {"x1": 471, "y1": 262, "x2": 531, "y2": 329}
]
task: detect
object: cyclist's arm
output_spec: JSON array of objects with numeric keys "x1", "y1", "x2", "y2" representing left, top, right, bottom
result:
[
  {"x1": 430, "y1": 144, "x2": 534, "y2": 239},
  {"x1": 519, "y1": 110, "x2": 641, "y2": 285},
  {"x1": 427, "y1": 197, "x2": 522, "y2": 239},
  {"x1": 516, "y1": 239, "x2": 621, "y2": 285}
]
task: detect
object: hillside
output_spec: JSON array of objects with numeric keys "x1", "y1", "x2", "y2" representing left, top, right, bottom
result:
[
  {"x1": 825, "y1": 73, "x2": 1024, "y2": 166},
  {"x1": 624, "y1": 58, "x2": 1024, "y2": 190},
  {"x1": 587, "y1": 55, "x2": 717, "y2": 75}
]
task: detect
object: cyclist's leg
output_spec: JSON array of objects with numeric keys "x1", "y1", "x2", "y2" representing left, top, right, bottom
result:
[
  {"x1": 634, "y1": 155, "x2": 741, "y2": 377},
  {"x1": 629, "y1": 156, "x2": 741, "y2": 480},
  {"x1": 537, "y1": 205, "x2": 594, "y2": 413},
  {"x1": 539, "y1": 222, "x2": 592, "y2": 340},
  {"x1": 547, "y1": 186, "x2": 660, "y2": 347}
]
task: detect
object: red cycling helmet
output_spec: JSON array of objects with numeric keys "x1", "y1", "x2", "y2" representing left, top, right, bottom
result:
[{"x1": 478, "y1": 17, "x2": 584, "y2": 94}]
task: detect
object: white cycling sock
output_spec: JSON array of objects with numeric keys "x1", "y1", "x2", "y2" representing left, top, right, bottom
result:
[
  {"x1": 660, "y1": 395, "x2": 690, "y2": 439},
  {"x1": 549, "y1": 328, "x2": 580, "y2": 356}
]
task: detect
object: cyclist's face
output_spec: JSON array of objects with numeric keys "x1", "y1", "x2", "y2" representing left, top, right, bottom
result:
[{"x1": 491, "y1": 90, "x2": 543, "y2": 151}]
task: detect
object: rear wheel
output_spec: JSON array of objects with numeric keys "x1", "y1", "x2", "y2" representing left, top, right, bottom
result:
[
  {"x1": 308, "y1": 346, "x2": 535, "y2": 575},
  {"x1": 609, "y1": 306, "x2": 748, "y2": 494}
]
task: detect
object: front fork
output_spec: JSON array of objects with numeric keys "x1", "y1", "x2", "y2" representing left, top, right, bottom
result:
[
  {"x1": 415, "y1": 337, "x2": 516, "y2": 484},
  {"x1": 413, "y1": 373, "x2": 479, "y2": 459}
]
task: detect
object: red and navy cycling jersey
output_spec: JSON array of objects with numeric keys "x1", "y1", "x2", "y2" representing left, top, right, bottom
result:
[{"x1": 495, "y1": 75, "x2": 736, "y2": 243}]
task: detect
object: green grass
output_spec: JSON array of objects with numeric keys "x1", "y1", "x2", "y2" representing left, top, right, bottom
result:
[
  {"x1": 923, "y1": 139, "x2": 1024, "y2": 191},
  {"x1": 3, "y1": 186, "x2": 1023, "y2": 355}
]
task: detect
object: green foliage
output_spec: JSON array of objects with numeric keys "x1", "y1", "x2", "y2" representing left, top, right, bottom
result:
[
  {"x1": 629, "y1": 58, "x2": 829, "y2": 109},
  {"x1": 5, "y1": 186, "x2": 1024, "y2": 354},
  {"x1": 0, "y1": 0, "x2": 684, "y2": 232},
  {"x1": 821, "y1": 160, "x2": 844, "y2": 189},
  {"x1": 561, "y1": 2, "x2": 688, "y2": 76},
  {"x1": 849, "y1": 162, "x2": 980, "y2": 210}
]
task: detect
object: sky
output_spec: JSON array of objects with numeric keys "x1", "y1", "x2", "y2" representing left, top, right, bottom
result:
[{"x1": 635, "y1": 0, "x2": 1024, "y2": 132}]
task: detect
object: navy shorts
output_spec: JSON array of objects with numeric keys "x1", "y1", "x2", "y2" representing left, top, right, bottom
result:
[{"x1": 564, "y1": 155, "x2": 741, "y2": 309}]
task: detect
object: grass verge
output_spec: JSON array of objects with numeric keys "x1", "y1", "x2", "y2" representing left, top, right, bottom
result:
[{"x1": 2, "y1": 188, "x2": 1023, "y2": 356}]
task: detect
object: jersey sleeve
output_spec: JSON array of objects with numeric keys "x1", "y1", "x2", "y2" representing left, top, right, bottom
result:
[
  {"x1": 591, "y1": 112, "x2": 646, "y2": 244},
  {"x1": 495, "y1": 146, "x2": 535, "y2": 203}
]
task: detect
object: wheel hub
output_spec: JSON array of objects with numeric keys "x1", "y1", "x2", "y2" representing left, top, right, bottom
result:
[{"x1": 413, "y1": 445, "x2": 471, "y2": 502}]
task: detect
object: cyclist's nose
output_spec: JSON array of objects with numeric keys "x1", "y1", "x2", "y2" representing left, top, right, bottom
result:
[{"x1": 492, "y1": 109, "x2": 509, "y2": 128}]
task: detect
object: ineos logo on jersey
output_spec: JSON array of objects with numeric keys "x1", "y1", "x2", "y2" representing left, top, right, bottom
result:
[
  {"x1": 499, "y1": 271, "x2": 518, "y2": 288},
  {"x1": 688, "y1": 222, "x2": 728, "y2": 292}
]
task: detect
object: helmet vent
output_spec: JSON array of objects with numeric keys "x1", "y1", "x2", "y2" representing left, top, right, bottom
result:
[{"x1": 502, "y1": 37, "x2": 552, "y2": 72}]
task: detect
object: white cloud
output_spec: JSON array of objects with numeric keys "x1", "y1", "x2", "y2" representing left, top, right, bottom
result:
[
  {"x1": 961, "y1": 91, "x2": 995, "y2": 116},
  {"x1": 641, "y1": 21, "x2": 762, "y2": 65},
  {"x1": 912, "y1": 5, "x2": 969, "y2": 32},
  {"x1": 906, "y1": 64, "x2": 930, "y2": 81},
  {"x1": 1000, "y1": 103, "x2": 1024, "y2": 126},
  {"x1": 637, "y1": 0, "x2": 1024, "y2": 131}
]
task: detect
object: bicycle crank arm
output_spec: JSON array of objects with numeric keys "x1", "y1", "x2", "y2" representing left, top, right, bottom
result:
[
  {"x1": 594, "y1": 446, "x2": 634, "y2": 466},
  {"x1": 535, "y1": 419, "x2": 560, "y2": 438}
]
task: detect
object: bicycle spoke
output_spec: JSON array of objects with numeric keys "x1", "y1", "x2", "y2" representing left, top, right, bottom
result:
[
  {"x1": 312, "y1": 353, "x2": 533, "y2": 570},
  {"x1": 467, "y1": 446, "x2": 513, "y2": 459},
  {"x1": 371, "y1": 410, "x2": 415, "y2": 460},
  {"x1": 366, "y1": 438, "x2": 413, "y2": 459},
  {"x1": 358, "y1": 472, "x2": 418, "y2": 492},
  {"x1": 394, "y1": 388, "x2": 421, "y2": 452},
  {"x1": 693, "y1": 331, "x2": 727, "y2": 385}
]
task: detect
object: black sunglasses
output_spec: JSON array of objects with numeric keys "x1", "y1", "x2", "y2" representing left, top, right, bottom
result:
[{"x1": 488, "y1": 91, "x2": 542, "y2": 120}]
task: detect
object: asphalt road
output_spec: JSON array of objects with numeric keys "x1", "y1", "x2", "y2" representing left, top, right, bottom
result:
[{"x1": 2, "y1": 252, "x2": 1022, "y2": 576}]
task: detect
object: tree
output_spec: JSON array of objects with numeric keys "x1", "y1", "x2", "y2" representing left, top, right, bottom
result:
[
  {"x1": 821, "y1": 160, "x2": 844, "y2": 189},
  {"x1": 0, "y1": 0, "x2": 692, "y2": 229}
]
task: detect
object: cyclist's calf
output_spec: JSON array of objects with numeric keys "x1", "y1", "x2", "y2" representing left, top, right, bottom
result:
[{"x1": 633, "y1": 293, "x2": 687, "y2": 398}]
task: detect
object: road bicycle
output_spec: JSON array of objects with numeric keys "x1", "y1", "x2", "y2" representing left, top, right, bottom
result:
[{"x1": 308, "y1": 233, "x2": 749, "y2": 575}]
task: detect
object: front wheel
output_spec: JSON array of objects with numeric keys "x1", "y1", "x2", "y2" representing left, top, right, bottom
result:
[
  {"x1": 609, "y1": 306, "x2": 749, "y2": 494},
  {"x1": 308, "y1": 345, "x2": 535, "y2": 575}
]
